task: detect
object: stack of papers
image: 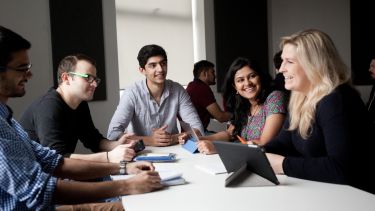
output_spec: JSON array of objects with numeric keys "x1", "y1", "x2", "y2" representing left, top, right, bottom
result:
[
  {"x1": 195, "y1": 162, "x2": 227, "y2": 175},
  {"x1": 134, "y1": 153, "x2": 176, "y2": 162},
  {"x1": 158, "y1": 170, "x2": 186, "y2": 186}
]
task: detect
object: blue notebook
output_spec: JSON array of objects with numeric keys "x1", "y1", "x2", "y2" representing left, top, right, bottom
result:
[{"x1": 134, "y1": 153, "x2": 176, "y2": 162}]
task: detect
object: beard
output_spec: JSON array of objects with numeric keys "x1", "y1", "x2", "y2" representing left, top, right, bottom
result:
[
  {"x1": 0, "y1": 84, "x2": 26, "y2": 98},
  {"x1": 208, "y1": 80, "x2": 216, "y2": 86},
  {"x1": 0, "y1": 76, "x2": 26, "y2": 98}
]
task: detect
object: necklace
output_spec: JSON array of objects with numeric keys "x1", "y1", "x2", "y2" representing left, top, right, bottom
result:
[{"x1": 250, "y1": 104, "x2": 261, "y2": 116}]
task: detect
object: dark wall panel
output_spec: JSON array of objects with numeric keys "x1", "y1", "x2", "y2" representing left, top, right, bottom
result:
[
  {"x1": 49, "y1": 0, "x2": 107, "y2": 100},
  {"x1": 350, "y1": 1, "x2": 374, "y2": 85},
  {"x1": 214, "y1": 1, "x2": 268, "y2": 92}
]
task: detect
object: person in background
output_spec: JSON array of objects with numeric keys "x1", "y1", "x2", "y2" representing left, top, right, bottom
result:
[
  {"x1": 20, "y1": 54, "x2": 137, "y2": 163},
  {"x1": 265, "y1": 29, "x2": 375, "y2": 194},
  {"x1": 107, "y1": 44, "x2": 204, "y2": 146},
  {"x1": 0, "y1": 25, "x2": 162, "y2": 211},
  {"x1": 367, "y1": 56, "x2": 375, "y2": 124},
  {"x1": 186, "y1": 60, "x2": 232, "y2": 133},
  {"x1": 180, "y1": 57, "x2": 287, "y2": 154}
]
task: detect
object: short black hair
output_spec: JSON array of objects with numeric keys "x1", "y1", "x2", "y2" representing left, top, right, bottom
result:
[
  {"x1": 0, "y1": 25, "x2": 31, "y2": 67},
  {"x1": 137, "y1": 44, "x2": 167, "y2": 68},
  {"x1": 193, "y1": 60, "x2": 214, "y2": 79}
]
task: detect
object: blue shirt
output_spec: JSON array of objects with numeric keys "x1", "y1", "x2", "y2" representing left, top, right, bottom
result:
[
  {"x1": 0, "y1": 103, "x2": 63, "y2": 210},
  {"x1": 107, "y1": 79, "x2": 204, "y2": 140}
]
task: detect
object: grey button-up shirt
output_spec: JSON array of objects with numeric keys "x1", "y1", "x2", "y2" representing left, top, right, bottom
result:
[{"x1": 107, "y1": 79, "x2": 204, "y2": 140}]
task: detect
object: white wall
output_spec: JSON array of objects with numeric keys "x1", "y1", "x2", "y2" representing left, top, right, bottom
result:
[
  {"x1": 115, "y1": 0, "x2": 194, "y2": 88},
  {"x1": 0, "y1": 0, "x2": 54, "y2": 119},
  {"x1": 268, "y1": 0, "x2": 371, "y2": 101},
  {"x1": 0, "y1": 0, "x2": 120, "y2": 153}
]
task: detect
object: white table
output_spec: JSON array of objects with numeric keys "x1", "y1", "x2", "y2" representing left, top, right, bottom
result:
[{"x1": 122, "y1": 145, "x2": 375, "y2": 211}]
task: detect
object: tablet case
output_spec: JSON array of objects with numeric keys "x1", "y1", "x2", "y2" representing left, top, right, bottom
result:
[
  {"x1": 179, "y1": 121, "x2": 199, "y2": 153},
  {"x1": 213, "y1": 141, "x2": 279, "y2": 187},
  {"x1": 134, "y1": 153, "x2": 176, "y2": 162}
]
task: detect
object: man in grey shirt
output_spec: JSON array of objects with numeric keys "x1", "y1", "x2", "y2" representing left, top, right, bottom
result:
[{"x1": 108, "y1": 44, "x2": 204, "y2": 146}]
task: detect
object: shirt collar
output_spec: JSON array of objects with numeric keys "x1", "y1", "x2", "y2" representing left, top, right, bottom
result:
[
  {"x1": 142, "y1": 78, "x2": 170, "y2": 100},
  {"x1": 0, "y1": 103, "x2": 13, "y2": 124}
]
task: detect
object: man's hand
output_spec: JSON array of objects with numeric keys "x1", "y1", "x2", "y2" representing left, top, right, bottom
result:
[
  {"x1": 108, "y1": 144, "x2": 136, "y2": 162},
  {"x1": 123, "y1": 171, "x2": 163, "y2": 194},
  {"x1": 178, "y1": 132, "x2": 188, "y2": 144},
  {"x1": 149, "y1": 125, "x2": 173, "y2": 146},
  {"x1": 126, "y1": 161, "x2": 155, "y2": 174},
  {"x1": 117, "y1": 133, "x2": 138, "y2": 145}
]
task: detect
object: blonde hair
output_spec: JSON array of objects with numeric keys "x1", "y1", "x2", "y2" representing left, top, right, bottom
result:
[{"x1": 280, "y1": 29, "x2": 350, "y2": 139}]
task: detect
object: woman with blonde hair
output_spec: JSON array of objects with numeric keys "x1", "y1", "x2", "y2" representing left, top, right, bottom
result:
[{"x1": 265, "y1": 29, "x2": 374, "y2": 193}]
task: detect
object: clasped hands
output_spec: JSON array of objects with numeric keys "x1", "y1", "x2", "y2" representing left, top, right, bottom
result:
[{"x1": 149, "y1": 125, "x2": 178, "y2": 147}]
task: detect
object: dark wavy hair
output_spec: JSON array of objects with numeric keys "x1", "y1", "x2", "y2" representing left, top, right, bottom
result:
[{"x1": 223, "y1": 57, "x2": 273, "y2": 137}]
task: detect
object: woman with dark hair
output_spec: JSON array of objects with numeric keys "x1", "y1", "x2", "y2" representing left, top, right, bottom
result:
[{"x1": 179, "y1": 57, "x2": 287, "y2": 154}]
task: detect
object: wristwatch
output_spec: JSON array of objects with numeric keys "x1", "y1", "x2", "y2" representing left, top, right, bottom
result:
[{"x1": 119, "y1": 160, "x2": 127, "y2": 175}]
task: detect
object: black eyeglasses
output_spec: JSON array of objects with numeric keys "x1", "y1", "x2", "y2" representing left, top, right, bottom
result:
[
  {"x1": 0, "y1": 63, "x2": 32, "y2": 73},
  {"x1": 68, "y1": 72, "x2": 101, "y2": 85}
]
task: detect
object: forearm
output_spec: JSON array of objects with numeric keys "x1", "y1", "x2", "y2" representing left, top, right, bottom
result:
[
  {"x1": 140, "y1": 135, "x2": 176, "y2": 146},
  {"x1": 99, "y1": 138, "x2": 120, "y2": 151},
  {"x1": 133, "y1": 135, "x2": 152, "y2": 146},
  {"x1": 134, "y1": 133, "x2": 178, "y2": 146},
  {"x1": 70, "y1": 152, "x2": 108, "y2": 163},
  {"x1": 53, "y1": 158, "x2": 119, "y2": 180},
  {"x1": 215, "y1": 112, "x2": 232, "y2": 122},
  {"x1": 202, "y1": 131, "x2": 231, "y2": 141},
  {"x1": 54, "y1": 179, "x2": 129, "y2": 204}
]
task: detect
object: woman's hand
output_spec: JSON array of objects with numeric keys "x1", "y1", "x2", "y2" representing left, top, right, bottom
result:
[
  {"x1": 197, "y1": 140, "x2": 217, "y2": 155},
  {"x1": 265, "y1": 153, "x2": 285, "y2": 174}
]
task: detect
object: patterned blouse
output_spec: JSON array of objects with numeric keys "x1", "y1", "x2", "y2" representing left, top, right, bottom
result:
[{"x1": 241, "y1": 90, "x2": 287, "y2": 141}]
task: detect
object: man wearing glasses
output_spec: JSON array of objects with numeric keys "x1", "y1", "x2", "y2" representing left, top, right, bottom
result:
[
  {"x1": 0, "y1": 25, "x2": 162, "y2": 210},
  {"x1": 20, "y1": 54, "x2": 138, "y2": 164}
]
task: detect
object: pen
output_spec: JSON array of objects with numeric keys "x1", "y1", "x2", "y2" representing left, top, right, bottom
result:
[{"x1": 236, "y1": 135, "x2": 247, "y2": 144}]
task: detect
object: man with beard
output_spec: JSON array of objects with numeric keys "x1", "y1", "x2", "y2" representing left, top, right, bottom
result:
[
  {"x1": 186, "y1": 60, "x2": 231, "y2": 133},
  {"x1": 0, "y1": 25, "x2": 161, "y2": 211}
]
